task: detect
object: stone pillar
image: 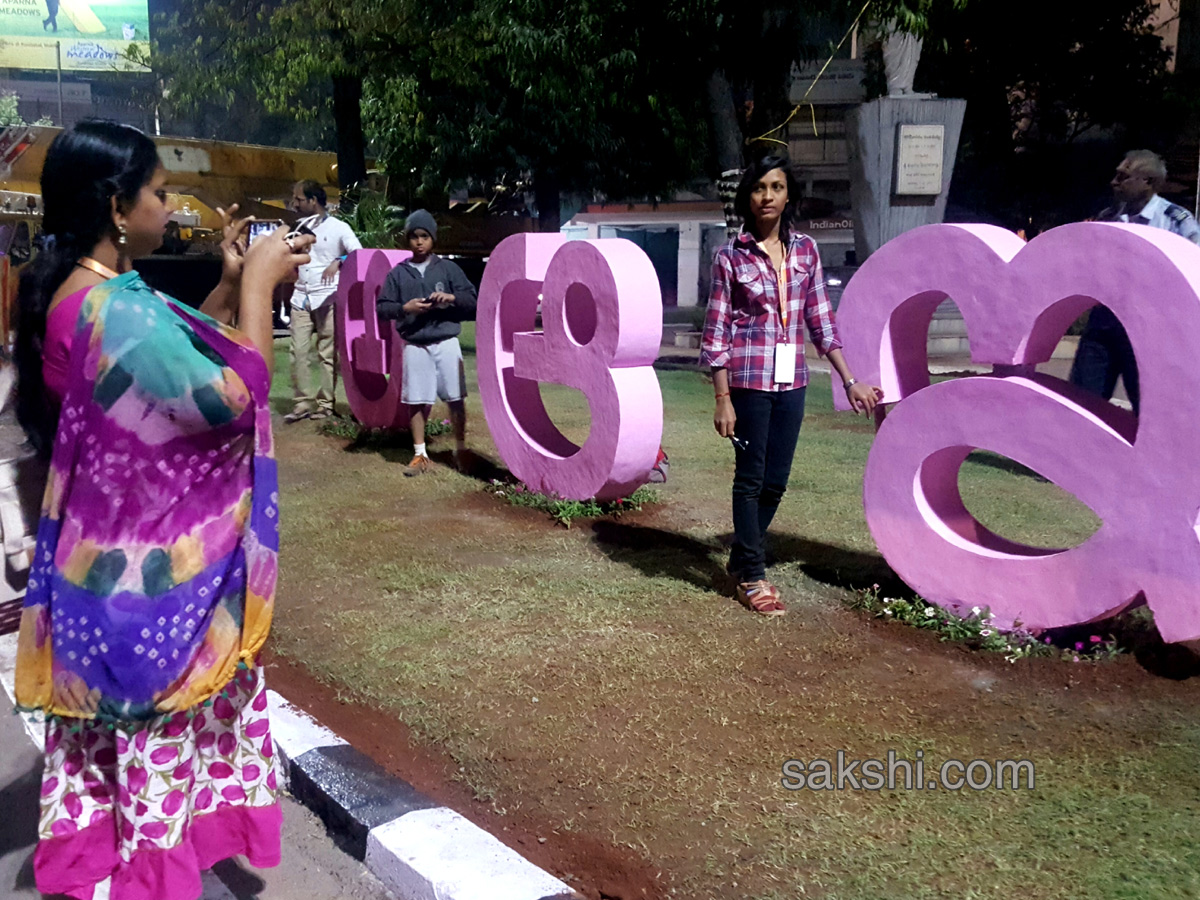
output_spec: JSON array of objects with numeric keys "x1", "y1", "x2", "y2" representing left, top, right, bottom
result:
[{"x1": 846, "y1": 97, "x2": 967, "y2": 260}]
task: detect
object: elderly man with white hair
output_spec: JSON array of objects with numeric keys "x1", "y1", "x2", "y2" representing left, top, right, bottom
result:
[{"x1": 1069, "y1": 150, "x2": 1200, "y2": 415}]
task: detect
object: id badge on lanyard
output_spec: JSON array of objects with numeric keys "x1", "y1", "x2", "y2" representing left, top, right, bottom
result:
[{"x1": 771, "y1": 255, "x2": 795, "y2": 384}]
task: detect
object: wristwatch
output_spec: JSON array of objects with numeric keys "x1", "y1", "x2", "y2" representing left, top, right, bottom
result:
[{"x1": 843, "y1": 378, "x2": 858, "y2": 392}]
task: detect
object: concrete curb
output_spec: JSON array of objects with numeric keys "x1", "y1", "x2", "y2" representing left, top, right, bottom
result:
[{"x1": 267, "y1": 691, "x2": 580, "y2": 900}]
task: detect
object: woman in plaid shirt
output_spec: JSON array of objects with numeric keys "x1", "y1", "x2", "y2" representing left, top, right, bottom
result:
[{"x1": 701, "y1": 156, "x2": 882, "y2": 617}]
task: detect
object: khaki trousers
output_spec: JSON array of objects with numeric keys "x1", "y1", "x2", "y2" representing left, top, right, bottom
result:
[{"x1": 290, "y1": 303, "x2": 336, "y2": 413}]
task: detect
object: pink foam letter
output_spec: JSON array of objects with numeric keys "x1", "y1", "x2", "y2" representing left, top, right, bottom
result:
[
  {"x1": 476, "y1": 234, "x2": 663, "y2": 500},
  {"x1": 833, "y1": 223, "x2": 1200, "y2": 642},
  {"x1": 335, "y1": 248, "x2": 414, "y2": 429}
]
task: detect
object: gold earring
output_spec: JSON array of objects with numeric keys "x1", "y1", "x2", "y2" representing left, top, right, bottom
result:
[{"x1": 118, "y1": 224, "x2": 128, "y2": 248}]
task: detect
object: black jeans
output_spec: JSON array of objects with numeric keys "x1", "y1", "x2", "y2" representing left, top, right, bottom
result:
[
  {"x1": 729, "y1": 387, "x2": 806, "y2": 582},
  {"x1": 1068, "y1": 306, "x2": 1140, "y2": 415}
]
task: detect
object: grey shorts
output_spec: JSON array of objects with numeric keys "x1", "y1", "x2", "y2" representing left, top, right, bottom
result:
[{"x1": 402, "y1": 337, "x2": 466, "y2": 405}]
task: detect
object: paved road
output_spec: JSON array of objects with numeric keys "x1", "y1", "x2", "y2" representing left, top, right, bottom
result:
[{"x1": 0, "y1": 687, "x2": 396, "y2": 900}]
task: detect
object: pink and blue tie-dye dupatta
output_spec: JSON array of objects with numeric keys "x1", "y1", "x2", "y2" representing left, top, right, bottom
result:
[{"x1": 16, "y1": 271, "x2": 279, "y2": 722}]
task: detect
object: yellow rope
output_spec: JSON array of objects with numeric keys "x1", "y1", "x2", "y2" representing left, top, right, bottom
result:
[{"x1": 745, "y1": 0, "x2": 874, "y2": 145}]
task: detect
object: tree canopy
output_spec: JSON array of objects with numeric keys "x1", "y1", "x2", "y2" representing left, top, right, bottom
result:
[
  {"x1": 917, "y1": 0, "x2": 1175, "y2": 230},
  {"x1": 174, "y1": 0, "x2": 1198, "y2": 237},
  {"x1": 150, "y1": 0, "x2": 970, "y2": 223}
]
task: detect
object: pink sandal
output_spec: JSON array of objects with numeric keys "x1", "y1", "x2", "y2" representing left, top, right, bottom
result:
[{"x1": 736, "y1": 580, "x2": 786, "y2": 617}]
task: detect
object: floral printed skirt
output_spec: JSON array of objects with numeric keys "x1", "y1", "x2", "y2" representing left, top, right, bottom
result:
[{"x1": 34, "y1": 665, "x2": 281, "y2": 900}]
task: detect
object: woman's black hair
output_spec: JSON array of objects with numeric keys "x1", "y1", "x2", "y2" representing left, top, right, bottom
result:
[
  {"x1": 15, "y1": 120, "x2": 160, "y2": 457},
  {"x1": 733, "y1": 155, "x2": 802, "y2": 241}
]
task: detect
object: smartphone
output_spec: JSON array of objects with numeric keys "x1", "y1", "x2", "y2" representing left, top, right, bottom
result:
[{"x1": 248, "y1": 220, "x2": 285, "y2": 245}]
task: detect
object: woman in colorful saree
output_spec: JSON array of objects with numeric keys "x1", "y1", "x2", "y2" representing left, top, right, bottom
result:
[{"x1": 12, "y1": 120, "x2": 313, "y2": 900}]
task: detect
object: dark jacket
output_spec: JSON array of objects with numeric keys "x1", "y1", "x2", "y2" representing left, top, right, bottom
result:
[{"x1": 376, "y1": 255, "x2": 478, "y2": 345}]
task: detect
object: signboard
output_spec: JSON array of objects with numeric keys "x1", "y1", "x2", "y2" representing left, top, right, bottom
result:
[
  {"x1": 894, "y1": 124, "x2": 944, "y2": 196},
  {"x1": 0, "y1": 0, "x2": 149, "y2": 72},
  {"x1": 789, "y1": 59, "x2": 866, "y2": 105}
]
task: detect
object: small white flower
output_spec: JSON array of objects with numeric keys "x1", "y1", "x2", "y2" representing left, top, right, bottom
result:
[
  {"x1": 883, "y1": 609, "x2": 893, "y2": 616},
  {"x1": 981, "y1": 629, "x2": 993, "y2": 637},
  {"x1": 924, "y1": 607, "x2": 936, "y2": 617},
  {"x1": 971, "y1": 606, "x2": 982, "y2": 616}
]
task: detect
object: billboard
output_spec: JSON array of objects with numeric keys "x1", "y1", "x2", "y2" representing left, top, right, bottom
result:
[{"x1": 0, "y1": 0, "x2": 149, "y2": 72}]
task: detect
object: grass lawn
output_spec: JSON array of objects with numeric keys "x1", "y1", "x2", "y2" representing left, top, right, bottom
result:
[{"x1": 267, "y1": 325, "x2": 1200, "y2": 899}]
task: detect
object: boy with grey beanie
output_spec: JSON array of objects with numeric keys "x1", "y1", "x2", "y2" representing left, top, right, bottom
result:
[{"x1": 377, "y1": 210, "x2": 478, "y2": 475}]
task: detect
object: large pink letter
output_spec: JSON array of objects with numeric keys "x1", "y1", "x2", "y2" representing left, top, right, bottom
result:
[
  {"x1": 335, "y1": 248, "x2": 414, "y2": 429},
  {"x1": 833, "y1": 223, "x2": 1200, "y2": 642},
  {"x1": 476, "y1": 234, "x2": 663, "y2": 500}
]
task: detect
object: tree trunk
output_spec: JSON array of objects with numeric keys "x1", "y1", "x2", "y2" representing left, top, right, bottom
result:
[
  {"x1": 534, "y1": 170, "x2": 561, "y2": 233},
  {"x1": 707, "y1": 68, "x2": 747, "y2": 235},
  {"x1": 332, "y1": 74, "x2": 367, "y2": 191},
  {"x1": 706, "y1": 68, "x2": 744, "y2": 173}
]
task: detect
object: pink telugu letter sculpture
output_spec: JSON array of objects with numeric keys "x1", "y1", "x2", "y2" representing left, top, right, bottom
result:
[
  {"x1": 335, "y1": 248, "x2": 415, "y2": 429},
  {"x1": 476, "y1": 234, "x2": 663, "y2": 501},
  {"x1": 833, "y1": 222, "x2": 1200, "y2": 642}
]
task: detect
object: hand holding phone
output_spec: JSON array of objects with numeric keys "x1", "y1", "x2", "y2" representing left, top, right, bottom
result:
[
  {"x1": 402, "y1": 296, "x2": 434, "y2": 315},
  {"x1": 248, "y1": 220, "x2": 286, "y2": 246}
]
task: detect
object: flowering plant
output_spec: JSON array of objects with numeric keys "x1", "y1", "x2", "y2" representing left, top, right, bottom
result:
[{"x1": 852, "y1": 585, "x2": 1122, "y2": 664}]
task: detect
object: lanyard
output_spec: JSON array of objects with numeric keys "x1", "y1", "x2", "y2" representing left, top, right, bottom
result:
[
  {"x1": 758, "y1": 241, "x2": 789, "y2": 342},
  {"x1": 301, "y1": 213, "x2": 329, "y2": 234}
]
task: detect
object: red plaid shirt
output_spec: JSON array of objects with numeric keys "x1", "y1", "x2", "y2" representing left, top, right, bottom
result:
[{"x1": 701, "y1": 231, "x2": 842, "y2": 391}]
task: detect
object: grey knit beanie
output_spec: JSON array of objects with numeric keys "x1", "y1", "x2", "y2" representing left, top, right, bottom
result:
[{"x1": 405, "y1": 209, "x2": 437, "y2": 240}]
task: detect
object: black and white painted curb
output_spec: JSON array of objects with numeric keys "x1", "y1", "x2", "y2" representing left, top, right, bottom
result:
[
  {"x1": 0, "y1": 633, "x2": 578, "y2": 900},
  {"x1": 268, "y1": 691, "x2": 579, "y2": 900}
]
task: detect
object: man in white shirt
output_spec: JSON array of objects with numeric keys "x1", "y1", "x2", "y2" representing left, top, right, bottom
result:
[
  {"x1": 1101, "y1": 150, "x2": 1200, "y2": 239},
  {"x1": 1069, "y1": 150, "x2": 1200, "y2": 415},
  {"x1": 285, "y1": 180, "x2": 363, "y2": 422}
]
